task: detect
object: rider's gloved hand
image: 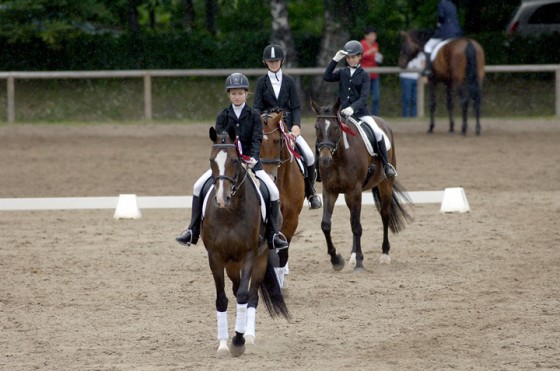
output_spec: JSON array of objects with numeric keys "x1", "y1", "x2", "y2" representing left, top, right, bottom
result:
[
  {"x1": 341, "y1": 106, "x2": 354, "y2": 117},
  {"x1": 333, "y1": 50, "x2": 347, "y2": 62},
  {"x1": 246, "y1": 157, "x2": 257, "y2": 169}
]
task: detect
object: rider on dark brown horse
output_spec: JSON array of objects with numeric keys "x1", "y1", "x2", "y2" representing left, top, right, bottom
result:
[
  {"x1": 253, "y1": 44, "x2": 322, "y2": 210},
  {"x1": 323, "y1": 40, "x2": 397, "y2": 179},
  {"x1": 423, "y1": 0, "x2": 463, "y2": 76},
  {"x1": 176, "y1": 73, "x2": 289, "y2": 250}
]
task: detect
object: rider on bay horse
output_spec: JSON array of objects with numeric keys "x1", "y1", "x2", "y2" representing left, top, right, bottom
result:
[
  {"x1": 323, "y1": 40, "x2": 397, "y2": 179},
  {"x1": 253, "y1": 44, "x2": 322, "y2": 210},
  {"x1": 423, "y1": 0, "x2": 463, "y2": 76},
  {"x1": 175, "y1": 73, "x2": 289, "y2": 250}
]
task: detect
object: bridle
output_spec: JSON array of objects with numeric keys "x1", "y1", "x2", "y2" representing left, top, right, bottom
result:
[
  {"x1": 260, "y1": 113, "x2": 301, "y2": 168},
  {"x1": 315, "y1": 114, "x2": 343, "y2": 155},
  {"x1": 211, "y1": 143, "x2": 248, "y2": 196}
]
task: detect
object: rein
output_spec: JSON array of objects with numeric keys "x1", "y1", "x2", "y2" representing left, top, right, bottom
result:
[{"x1": 260, "y1": 114, "x2": 301, "y2": 168}]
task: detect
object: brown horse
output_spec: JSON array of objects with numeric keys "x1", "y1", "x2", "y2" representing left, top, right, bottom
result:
[
  {"x1": 399, "y1": 30, "x2": 485, "y2": 135},
  {"x1": 260, "y1": 110, "x2": 305, "y2": 289},
  {"x1": 202, "y1": 126, "x2": 289, "y2": 358},
  {"x1": 311, "y1": 99, "x2": 413, "y2": 271}
]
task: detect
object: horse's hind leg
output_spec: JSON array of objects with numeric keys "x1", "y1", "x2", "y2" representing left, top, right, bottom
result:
[
  {"x1": 459, "y1": 84, "x2": 469, "y2": 135},
  {"x1": 375, "y1": 186, "x2": 393, "y2": 264},
  {"x1": 245, "y1": 251, "x2": 267, "y2": 348},
  {"x1": 321, "y1": 191, "x2": 345, "y2": 271},
  {"x1": 446, "y1": 83, "x2": 455, "y2": 133},
  {"x1": 473, "y1": 83, "x2": 482, "y2": 136},
  {"x1": 428, "y1": 80, "x2": 436, "y2": 133},
  {"x1": 209, "y1": 255, "x2": 230, "y2": 357}
]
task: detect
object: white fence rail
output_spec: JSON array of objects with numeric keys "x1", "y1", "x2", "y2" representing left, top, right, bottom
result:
[{"x1": 1, "y1": 64, "x2": 559, "y2": 123}]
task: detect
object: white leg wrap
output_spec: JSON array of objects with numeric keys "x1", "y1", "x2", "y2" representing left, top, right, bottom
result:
[
  {"x1": 217, "y1": 311, "x2": 228, "y2": 341},
  {"x1": 283, "y1": 262, "x2": 289, "y2": 275},
  {"x1": 245, "y1": 307, "x2": 256, "y2": 338},
  {"x1": 234, "y1": 303, "x2": 248, "y2": 334},
  {"x1": 275, "y1": 267, "x2": 285, "y2": 288}
]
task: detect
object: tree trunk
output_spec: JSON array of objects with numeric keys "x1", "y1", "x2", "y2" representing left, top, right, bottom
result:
[
  {"x1": 269, "y1": 0, "x2": 298, "y2": 68},
  {"x1": 311, "y1": 0, "x2": 351, "y2": 105},
  {"x1": 128, "y1": 0, "x2": 140, "y2": 32},
  {"x1": 182, "y1": 0, "x2": 195, "y2": 31},
  {"x1": 205, "y1": 0, "x2": 217, "y2": 35}
]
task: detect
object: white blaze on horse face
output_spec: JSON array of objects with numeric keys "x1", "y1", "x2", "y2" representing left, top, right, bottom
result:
[
  {"x1": 325, "y1": 119, "x2": 331, "y2": 133},
  {"x1": 215, "y1": 150, "x2": 228, "y2": 207}
]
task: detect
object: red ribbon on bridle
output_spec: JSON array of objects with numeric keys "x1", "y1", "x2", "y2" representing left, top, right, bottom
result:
[
  {"x1": 278, "y1": 119, "x2": 302, "y2": 161},
  {"x1": 337, "y1": 112, "x2": 357, "y2": 136}
]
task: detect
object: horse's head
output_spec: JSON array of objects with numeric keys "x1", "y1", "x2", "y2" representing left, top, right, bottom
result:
[
  {"x1": 209, "y1": 126, "x2": 243, "y2": 208},
  {"x1": 398, "y1": 30, "x2": 421, "y2": 69},
  {"x1": 260, "y1": 109, "x2": 284, "y2": 181},
  {"x1": 311, "y1": 98, "x2": 341, "y2": 168}
]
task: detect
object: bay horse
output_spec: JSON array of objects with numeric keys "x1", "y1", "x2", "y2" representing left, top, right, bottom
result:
[
  {"x1": 399, "y1": 30, "x2": 485, "y2": 135},
  {"x1": 202, "y1": 126, "x2": 289, "y2": 357},
  {"x1": 311, "y1": 99, "x2": 413, "y2": 271},
  {"x1": 260, "y1": 110, "x2": 305, "y2": 291}
]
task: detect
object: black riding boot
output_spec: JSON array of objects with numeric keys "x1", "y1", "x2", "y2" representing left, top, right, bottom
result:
[
  {"x1": 175, "y1": 196, "x2": 202, "y2": 246},
  {"x1": 268, "y1": 200, "x2": 289, "y2": 250},
  {"x1": 305, "y1": 165, "x2": 322, "y2": 210},
  {"x1": 422, "y1": 52, "x2": 432, "y2": 76},
  {"x1": 376, "y1": 139, "x2": 397, "y2": 179}
]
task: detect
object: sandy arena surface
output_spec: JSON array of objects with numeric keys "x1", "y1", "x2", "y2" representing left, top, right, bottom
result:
[{"x1": 1, "y1": 118, "x2": 559, "y2": 370}]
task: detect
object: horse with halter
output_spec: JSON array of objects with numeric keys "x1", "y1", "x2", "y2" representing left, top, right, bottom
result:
[
  {"x1": 260, "y1": 110, "x2": 305, "y2": 290},
  {"x1": 399, "y1": 30, "x2": 485, "y2": 135},
  {"x1": 311, "y1": 99, "x2": 413, "y2": 271},
  {"x1": 202, "y1": 126, "x2": 289, "y2": 357}
]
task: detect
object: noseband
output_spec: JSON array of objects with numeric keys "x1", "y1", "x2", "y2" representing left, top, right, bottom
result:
[{"x1": 211, "y1": 143, "x2": 247, "y2": 196}]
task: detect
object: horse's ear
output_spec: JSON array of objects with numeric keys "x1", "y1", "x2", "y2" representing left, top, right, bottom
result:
[
  {"x1": 209, "y1": 126, "x2": 217, "y2": 142},
  {"x1": 332, "y1": 97, "x2": 341, "y2": 113},
  {"x1": 227, "y1": 126, "x2": 236, "y2": 142},
  {"x1": 310, "y1": 99, "x2": 321, "y2": 114}
]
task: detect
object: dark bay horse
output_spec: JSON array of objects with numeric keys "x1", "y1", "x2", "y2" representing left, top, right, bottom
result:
[
  {"x1": 399, "y1": 30, "x2": 485, "y2": 135},
  {"x1": 311, "y1": 99, "x2": 413, "y2": 271},
  {"x1": 202, "y1": 126, "x2": 289, "y2": 357},
  {"x1": 260, "y1": 110, "x2": 305, "y2": 290}
]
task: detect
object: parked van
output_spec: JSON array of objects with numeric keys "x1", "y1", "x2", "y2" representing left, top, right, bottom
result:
[{"x1": 506, "y1": 0, "x2": 560, "y2": 35}]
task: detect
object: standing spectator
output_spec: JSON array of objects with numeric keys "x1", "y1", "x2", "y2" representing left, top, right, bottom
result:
[
  {"x1": 360, "y1": 26, "x2": 383, "y2": 115},
  {"x1": 399, "y1": 53, "x2": 426, "y2": 117}
]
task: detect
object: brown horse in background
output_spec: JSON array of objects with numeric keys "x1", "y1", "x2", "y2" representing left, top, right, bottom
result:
[
  {"x1": 202, "y1": 126, "x2": 289, "y2": 358},
  {"x1": 311, "y1": 99, "x2": 413, "y2": 271},
  {"x1": 399, "y1": 30, "x2": 485, "y2": 135},
  {"x1": 260, "y1": 110, "x2": 305, "y2": 290}
]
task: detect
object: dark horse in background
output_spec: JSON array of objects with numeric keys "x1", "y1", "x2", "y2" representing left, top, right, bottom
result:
[
  {"x1": 202, "y1": 126, "x2": 289, "y2": 358},
  {"x1": 260, "y1": 110, "x2": 305, "y2": 292},
  {"x1": 312, "y1": 99, "x2": 413, "y2": 271},
  {"x1": 399, "y1": 30, "x2": 485, "y2": 135}
]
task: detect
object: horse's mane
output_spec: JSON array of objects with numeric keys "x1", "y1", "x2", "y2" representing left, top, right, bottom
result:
[{"x1": 407, "y1": 29, "x2": 434, "y2": 48}]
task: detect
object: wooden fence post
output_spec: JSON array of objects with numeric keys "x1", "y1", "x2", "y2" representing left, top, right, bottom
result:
[
  {"x1": 417, "y1": 76, "x2": 425, "y2": 118},
  {"x1": 556, "y1": 66, "x2": 560, "y2": 117},
  {"x1": 144, "y1": 73, "x2": 152, "y2": 121}
]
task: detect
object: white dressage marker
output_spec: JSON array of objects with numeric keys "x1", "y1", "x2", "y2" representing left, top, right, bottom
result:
[
  {"x1": 113, "y1": 194, "x2": 141, "y2": 219},
  {"x1": 440, "y1": 187, "x2": 470, "y2": 213}
]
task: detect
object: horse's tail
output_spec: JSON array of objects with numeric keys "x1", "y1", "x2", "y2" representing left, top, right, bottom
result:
[
  {"x1": 259, "y1": 253, "x2": 290, "y2": 320},
  {"x1": 372, "y1": 180, "x2": 414, "y2": 234},
  {"x1": 465, "y1": 41, "x2": 479, "y2": 97}
]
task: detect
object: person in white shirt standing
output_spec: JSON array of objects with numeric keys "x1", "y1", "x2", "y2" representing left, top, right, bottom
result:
[{"x1": 399, "y1": 53, "x2": 426, "y2": 117}]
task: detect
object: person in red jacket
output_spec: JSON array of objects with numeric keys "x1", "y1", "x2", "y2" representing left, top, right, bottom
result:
[{"x1": 360, "y1": 26, "x2": 383, "y2": 115}]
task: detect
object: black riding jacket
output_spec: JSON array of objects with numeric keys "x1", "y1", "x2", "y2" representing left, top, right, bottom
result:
[
  {"x1": 215, "y1": 104, "x2": 263, "y2": 171},
  {"x1": 253, "y1": 72, "x2": 302, "y2": 130},
  {"x1": 323, "y1": 60, "x2": 370, "y2": 118}
]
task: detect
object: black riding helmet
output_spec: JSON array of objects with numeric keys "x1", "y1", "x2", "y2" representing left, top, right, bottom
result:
[
  {"x1": 225, "y1": 73, "x2": 249, "y2": 91},
  {"x1": 343, "y1": 40, "x2": 363, "y2": 56},
  {"x1": 263, "y1": 44, "x2": 285, "y2": 61}
]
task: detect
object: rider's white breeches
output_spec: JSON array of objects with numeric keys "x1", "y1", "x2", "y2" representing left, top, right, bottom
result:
[
  {"x1": 359, "y1": 115, "x2": 384, "y2": 142},
  {"x1": 295, "y1": 135, "x2": 315, "y2": 165},
  {"x1": 193, "y1": 169, "x2": 212, "y2": 197},
  {"x1": 193, "y1": 168, "x2": 279, "y2": 201}
]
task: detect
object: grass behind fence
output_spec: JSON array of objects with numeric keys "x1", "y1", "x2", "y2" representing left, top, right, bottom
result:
[{"x1": 0, "y1": 73, "x2": 555, "y2": 123}]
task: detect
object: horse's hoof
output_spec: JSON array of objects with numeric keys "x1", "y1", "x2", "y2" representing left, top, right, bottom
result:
[
  {"x1": 332, "y1": 254, "x2": 346, "y2": 271},
  {"x1": 230, "y1": 344, "x2": 245, "y2": 357},
  {"x1": 353, "y1": 266, "x2": 366, "y2": 273},
  {"x1": 245, "y1": 335, "x2": 255, "y2": 346},
  {"x1": 379, "y1": 254, "x2": 391, "y2": 265},
  {"x1": 216, "y1": 340, "x2": 230, "y2": 358}
]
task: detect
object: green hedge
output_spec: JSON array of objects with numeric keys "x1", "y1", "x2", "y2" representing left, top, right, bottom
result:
[{"x1": 1, "y1": 31, "x2": 558, "y2": 71}]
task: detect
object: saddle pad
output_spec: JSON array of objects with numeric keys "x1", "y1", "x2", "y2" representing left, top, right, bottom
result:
[
  {"x1": 431, "y1": 38, "x2": 455, "y2": 62},
  {"x1": 202, "y1": 178, "x2": 267, "y2": 222},
  {"x1": 351, "y1": 117, "x2": 392, "y2": 156}
]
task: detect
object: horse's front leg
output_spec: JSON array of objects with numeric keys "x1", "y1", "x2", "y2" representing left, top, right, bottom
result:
[
  {"x1": 447, "y1": 82, "x2": 455, "y2": 133},
  {"x1": 228, "y1": 254, "x2": 254, "y2": 358},
  {"x1": 245, "y1": 248, "x2": 268, "y2": 349},
  {"x1": 321, "y1": 190, "x2": 345, "y2": 271},
  {"x1": 345, "y1": 190, "x2": 364, "y2": 271},
  {"x1": 209, "y1": 253, "x2": 230, "y2": 358}
]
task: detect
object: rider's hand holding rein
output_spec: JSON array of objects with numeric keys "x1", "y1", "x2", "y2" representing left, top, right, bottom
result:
[
  {"x1": 291, "y1": 125, "x2": 301, "y2": 137},
  {"x1": 246, "y1": 157, "x2": 257, "y2": 169}
]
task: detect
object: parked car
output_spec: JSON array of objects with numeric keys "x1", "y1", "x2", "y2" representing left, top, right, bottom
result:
[{"x1": 506, "y1": 0, "x2": 560, "y2": 35}]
